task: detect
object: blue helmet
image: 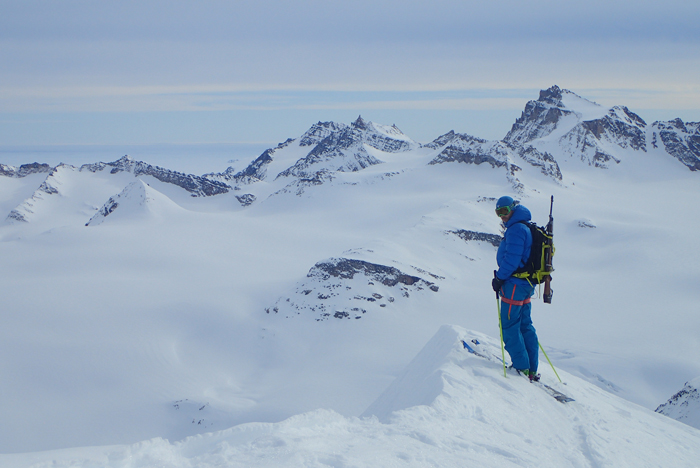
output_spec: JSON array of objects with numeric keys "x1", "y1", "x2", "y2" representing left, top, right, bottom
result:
[{"x1": 496, "y1": 196, "x2": 514, "y2": 210}]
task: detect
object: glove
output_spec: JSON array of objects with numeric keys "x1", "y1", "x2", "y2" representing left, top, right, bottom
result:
[{"x1": 492, "y1": 274, "x2": 505, "y2": 293}]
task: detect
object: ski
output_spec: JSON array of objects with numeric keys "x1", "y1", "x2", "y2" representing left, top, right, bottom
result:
[
  {"x1": 535, "y1": 381, "x2": 575, "y2": 403},
  {"x1": 462, "y1": 339, "x2": 574, "y2": 404}
]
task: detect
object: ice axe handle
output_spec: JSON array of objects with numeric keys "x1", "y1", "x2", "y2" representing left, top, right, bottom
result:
[
  {"x1": 543, "y1": 276, "x2": 553, "y2": 303},
  {"x1": 494, "y1": 270, "x2": 500, "y2": 299}
]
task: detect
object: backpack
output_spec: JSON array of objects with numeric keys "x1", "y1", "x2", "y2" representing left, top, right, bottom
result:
[{"x1": 512, "y1": 221, "x2": 554, "y2": 285}]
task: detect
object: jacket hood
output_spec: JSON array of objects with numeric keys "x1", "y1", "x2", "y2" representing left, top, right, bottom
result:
[{"x1": 505, "y1": 204, "x2": 531, "y2": 228}]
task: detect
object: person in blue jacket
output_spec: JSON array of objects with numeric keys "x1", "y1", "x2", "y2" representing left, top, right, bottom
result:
[{"x1": 491, "y1": 196, "x2": 540, "y2": 381}]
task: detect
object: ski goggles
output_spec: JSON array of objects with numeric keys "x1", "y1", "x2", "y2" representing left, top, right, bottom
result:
[{"x1": 495, "y1": 205, "x2": 513, "y2": 217}]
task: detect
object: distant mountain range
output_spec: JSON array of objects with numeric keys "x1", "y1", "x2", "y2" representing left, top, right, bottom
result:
[{"x1": 2, "y1": 85, "x2": 698, "y2": 227}]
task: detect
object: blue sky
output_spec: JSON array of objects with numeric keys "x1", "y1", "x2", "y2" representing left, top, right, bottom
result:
[{"x1": 1, "y1": 0, "x2": 699, "y2": 148}]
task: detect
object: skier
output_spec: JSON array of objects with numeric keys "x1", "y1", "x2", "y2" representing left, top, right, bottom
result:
[{"x1": 491, "y1": 196, "x2": 540, "y2": 381}]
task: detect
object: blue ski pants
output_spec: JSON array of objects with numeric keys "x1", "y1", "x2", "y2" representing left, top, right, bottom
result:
[{"x1": 499, "y1": 282, "x2": 538, "y2": 373}]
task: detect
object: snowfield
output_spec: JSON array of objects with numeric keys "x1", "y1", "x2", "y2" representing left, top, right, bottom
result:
[
  {"x1": 3, "y1": 326, "x2": 699, "y2": 467},
  {"x1": 1, "y1": 86, "x2": 699, "y2": 465}
]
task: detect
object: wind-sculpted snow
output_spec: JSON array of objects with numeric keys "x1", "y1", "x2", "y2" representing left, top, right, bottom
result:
[
  {"x1": 656, "y1": 377, "x2": 700, "y2": 430},
  {"x1": 651, "y1": 119, "x2": 700, "y2": 171},
  {"x1": 6, "y1": 326, "x2": 700, "y2": 467},
  {"x1": 267, "y1": 257, "x2": 440, "y2": 321}
]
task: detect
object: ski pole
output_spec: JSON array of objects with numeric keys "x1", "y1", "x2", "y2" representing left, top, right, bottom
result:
[
  {"x1": 538, "y1": 341, "x2": 562, "y2": 383},
  {"x1": 497, "y1": 295, "x2": 507, "y2": 378}
]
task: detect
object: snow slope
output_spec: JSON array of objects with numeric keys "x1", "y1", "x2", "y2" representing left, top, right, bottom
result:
[
  {"x1": 0, "y1": 86, "x2": 699, "y2": 460},
  {"x1": 2, "y1": 325, "x2": 698, "y2": 467},
  {"x1": 86, "y1": 179, "x2": 187, "y2": 226}
]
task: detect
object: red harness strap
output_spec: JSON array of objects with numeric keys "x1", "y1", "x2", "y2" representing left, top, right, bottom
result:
[
  {"x1": 500, "y1": 284, "x2": 531, "y2": 320},
  {"x1": 500, "y1": 296, "x2": 532, "y2": 306}
]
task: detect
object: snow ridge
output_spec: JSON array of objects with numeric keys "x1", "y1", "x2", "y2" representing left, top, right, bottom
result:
[
  {"x1": 0, "y1": 162, "x2": 52, "y2": 178},
  {"x1": 82, "y1": 155, "x2": 230, "y2": 197},
  {"x1": 5, "y1": 164, "x2": 74, "y2": 223},
  {"x1": 8, "y1": 326, "x2": 700, "y2": 467},
  {"x1": 86, "y1": 179, "x2": 184, "y2": 226}
]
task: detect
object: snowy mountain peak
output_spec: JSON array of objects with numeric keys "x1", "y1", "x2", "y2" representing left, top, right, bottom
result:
[
  {"x1": 656, "y1": 377, "x2": 700, "y2": 430},
  {"x1": 4, "y1": 163, "x2": 77, "y2": 223},
  {"x1": 538, "y1": 85, "x2": 566, "y2": 106},
  {"x1": 352, "y1": 115, "x2": 368, "y2": 129},
  {"x1": 504, "y1": 85, "x2": 598, "y2": 147},
  {"x1": 86, "y1": 179, "x2": 184, "y2": 226},
  {"x1": 504, "y1": 86, "x2": 653, "y2": 169}
]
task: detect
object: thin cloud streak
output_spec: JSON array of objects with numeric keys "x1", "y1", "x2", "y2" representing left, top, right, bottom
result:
[
  {"x1": 1, "y1": 1, "x2": 699, "y2": 146},
  {"x1": 2, "y1": 85, "x2": 700, "y2": 115}
]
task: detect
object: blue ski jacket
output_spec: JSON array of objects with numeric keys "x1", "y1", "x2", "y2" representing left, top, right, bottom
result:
[{"x1": 496, "y1": 204, "x2": 533, "y2": 286}]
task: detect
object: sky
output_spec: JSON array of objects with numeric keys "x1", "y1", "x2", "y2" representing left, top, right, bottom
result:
[{"x1": 1, "y1": 0, "x2": 699, "y2": 149}]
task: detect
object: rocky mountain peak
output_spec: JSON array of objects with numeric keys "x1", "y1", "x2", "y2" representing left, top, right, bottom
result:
[
  {"x1": 352, "y1": 115, "x2": 368, "y2": 130},
  {"x1": 656, "y1": 377, "x2": 700, "y2": 429},
  {"x1": 300, "y1": 122, "x2": 347, "y2": 147},
  {"x1": 650, "y1": 118, "x2": 700, "y2": 171},
  {"x1": 504, "y1": 90, "x2": 574, "y2": 147},
  {"x1": 0, "y1": 162, "x2": 53, "y2": 178},
  {"x1": 538, "y1": 85, "x2": 565, "y2": 106}
]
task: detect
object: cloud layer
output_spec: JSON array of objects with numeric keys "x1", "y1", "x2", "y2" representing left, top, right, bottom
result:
[{"x1": 1, "y1": 0, "x2": 699, "y2": 144}]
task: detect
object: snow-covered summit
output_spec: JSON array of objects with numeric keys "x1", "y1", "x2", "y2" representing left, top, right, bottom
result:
[
  {"x1": 217, "y1": 116, "x2": 420, "y2": 185},
  {"x1": 86, "y1": 179, "x2": 185, "y2": 226},
  {"x1": 5, "y1": 163, "x2": 77, "y2": 224},
  {"x1": 503, "y1": 85, "x2": 650, "y2": 168},
  {"x1": 657, "y1": 377, "x2": 700, "y2": 430},
  {"x1": 504, "y1": 85, "x2": 596, "y2": 147}
]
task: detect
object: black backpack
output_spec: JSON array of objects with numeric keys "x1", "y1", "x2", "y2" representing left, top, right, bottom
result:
[{"x1": 512, "y1": 221, "x2": 554, "y2": 285}]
